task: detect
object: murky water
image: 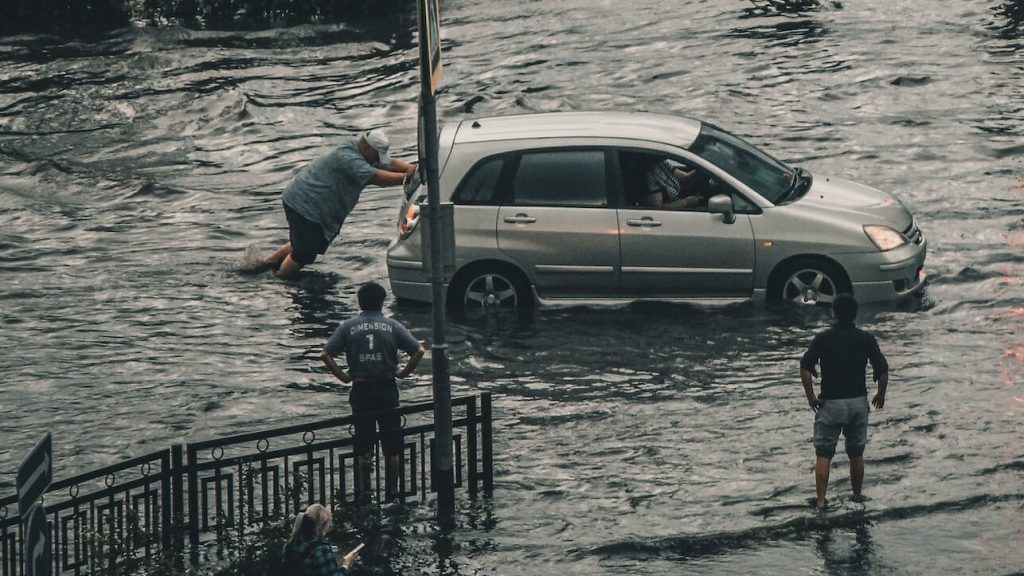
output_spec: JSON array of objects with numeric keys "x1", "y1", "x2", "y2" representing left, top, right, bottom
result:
[{"x1": 2, "y1": 0, "x2": 1023, "y2": 574}]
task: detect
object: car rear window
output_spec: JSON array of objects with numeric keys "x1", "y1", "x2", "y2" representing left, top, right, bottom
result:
[
  {"x1": 510, "y1": 150, "x2": 607, "y2": 207},
  {"x1": 453, "y1": 156, "x2": 505, "y2": 205}
]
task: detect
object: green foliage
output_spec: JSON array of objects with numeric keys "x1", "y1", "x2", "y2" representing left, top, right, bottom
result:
[
  {"x1": 0, "y1": 0, "x2": 406, "y2": 33},
  {"x1": 208, "y1": 518, "x2": 293, "y2": 576},
  {"x1": 76, "y1": 504, "x2": 169, "y2": 575},
  {"x1": 145, "y1": 0, "x2": 406, "y2": 28},
  {"x1": 204, "y1": 504, "x2": 369, "y2": 576},
  {"x1": 1, "y1": 0, "x2": 130, "y2": 33}
]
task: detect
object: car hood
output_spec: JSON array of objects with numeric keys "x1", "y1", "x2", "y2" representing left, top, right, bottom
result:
[{"x1": 796, "y1": 174, "x2": 913, "y2": 231}]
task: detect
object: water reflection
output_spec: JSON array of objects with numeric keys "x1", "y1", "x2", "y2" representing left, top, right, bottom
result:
[
  {"x1": 743, "y1": 0, "x2": 825, "y2": 18},
  {"x1": 0, "y1": 31, "x2": 133, "y2": 64},
  {"x1": 3, "y1": 0, "x2": 1023, "y2": 573},
  {"x1": 731, "y1": 0, "x2": 830, "y2": 50},
  {"x1": 345, "y1": 502, "x2": 487, "y2": 576},
  {"x1": 287, "y1": 270, "x2": 349, "y2": 340},
  {"x1": 815, "y1": 521, "x2": 876, "y2": 576},
  {"x1": 429, "y1": 530, "x2": 459, "y2": 575},
  {"x1": 174, "y1": 19, "x2": 418, "y2": 50},
  {"x1": 991, "y1": 1, "x2": 1024, "y2": 37}
]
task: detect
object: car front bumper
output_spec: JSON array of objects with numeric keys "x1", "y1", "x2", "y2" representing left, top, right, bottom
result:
[{"x1": 847, "y1": 235, "x2": 928, "y2": 304}]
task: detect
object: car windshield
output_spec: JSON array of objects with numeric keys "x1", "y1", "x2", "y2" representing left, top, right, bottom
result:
[{"x1": 689, "y1": 124, "x2": 795, "y2": 204}]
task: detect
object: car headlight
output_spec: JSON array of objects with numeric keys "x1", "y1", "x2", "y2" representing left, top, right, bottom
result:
[
  {"x1": 399, "y1": 201, "x2": 422, "y2": 240},
  {"x1": 864, "y1": 225, "x2": 907, "y2": 251}
]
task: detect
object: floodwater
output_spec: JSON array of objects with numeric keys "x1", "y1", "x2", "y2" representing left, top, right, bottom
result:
[{"x1": 1, "y1": 0, "x2": 1023, "y2": 574}]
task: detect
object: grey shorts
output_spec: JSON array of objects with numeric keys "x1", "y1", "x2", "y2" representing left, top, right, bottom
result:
[{"x1": 813, "y1": 396, "x2": 869, "y2": 459}]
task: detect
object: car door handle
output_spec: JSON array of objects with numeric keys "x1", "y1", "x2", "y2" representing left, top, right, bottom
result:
[
  {"x1": 626, "y1": 217, "x2": 662, "y2": 227},
  {"x1": 503, "y1": 214, "x2": 537, "y2": 224}
]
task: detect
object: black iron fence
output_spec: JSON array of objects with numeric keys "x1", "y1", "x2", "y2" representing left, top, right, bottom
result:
[{"x1": 0, "y1": 393, "x2": 493, "y2": 575}]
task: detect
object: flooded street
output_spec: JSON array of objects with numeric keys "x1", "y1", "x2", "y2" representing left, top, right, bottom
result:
[{"x1": 1, "y1": 0, "x2": 1023, "y2": 573}]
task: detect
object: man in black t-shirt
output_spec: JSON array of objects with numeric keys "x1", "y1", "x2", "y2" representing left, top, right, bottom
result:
[{"x1": 800, "y1": 293, "x2": 889, "y2": 513}]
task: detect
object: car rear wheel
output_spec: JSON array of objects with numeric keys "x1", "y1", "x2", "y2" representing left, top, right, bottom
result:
[
  {"x1": 770, "y1": 259, "x2": 850, "y2": 308},
  {"x1": 448, "y1": 264, "x2": 534, "y2": 321}
]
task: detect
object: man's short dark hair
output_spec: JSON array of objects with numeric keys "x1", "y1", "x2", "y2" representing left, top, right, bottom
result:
[
  {"x1": 357, "y1": 282, "x2": 387, "y2": 311},
  {"x1": 832, "y1": 293, "x2": 858, "y2": 323}
]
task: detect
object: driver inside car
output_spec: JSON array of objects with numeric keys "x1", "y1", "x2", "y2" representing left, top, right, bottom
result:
[{"x1": 641, "y1": 157, "x2": 706, "y2": 210}]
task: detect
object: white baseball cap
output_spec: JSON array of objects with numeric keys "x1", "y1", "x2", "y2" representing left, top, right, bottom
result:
[{"x1": 361, "y1": 130, "x2": 390, "y2": 165}]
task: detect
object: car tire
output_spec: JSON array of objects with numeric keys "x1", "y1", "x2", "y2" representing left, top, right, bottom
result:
[
  {"x1": 768, "y1": 259, "x2": 851, "y2": 308},
  {"x1": 448, "y1": 264, "x2": 534, "y2": 321}
]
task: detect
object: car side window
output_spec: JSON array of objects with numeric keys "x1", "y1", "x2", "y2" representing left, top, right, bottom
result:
[
  {"x1": 452, "y1": 156, "x2": 505, "y2": 205},
  {"x1": 510, "y1": 150, "x2": 607, "y2": 207},
  {"x1": 731, "y1": 191, "x2": 759, "y2": 213}
]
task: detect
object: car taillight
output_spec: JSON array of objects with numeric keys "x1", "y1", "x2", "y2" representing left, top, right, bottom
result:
[{"x1": 399, "y1": 202, "x2": 421, "y2": 239}]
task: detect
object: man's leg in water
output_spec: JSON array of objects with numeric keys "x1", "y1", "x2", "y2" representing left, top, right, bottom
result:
[
  {"x1": 263, "y1": 242, "x2": 305, "y2": 278},
  {"x1": 815, "y1": 456, "x2": 831, "y2": 510},
  {"x1": 264, "y1": 242, "x2": 292, "y2": 269},
  {"x1": 850, "y1": 455, "x2": 865, "y2": 501},
  {"x1": 353, "y1": 451, "x2": 373, "y2": 502},
  {"x1": 276, "y1": 253, "x2": 303, "y2": 279},
  {"x1": 385, "y1": 454, "x2": 401, "y2": 500}
]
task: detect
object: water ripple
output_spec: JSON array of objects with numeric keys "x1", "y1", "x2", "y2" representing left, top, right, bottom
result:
[{"x1": 2, "y1": 1, "x2": 1023, "y2": 573}]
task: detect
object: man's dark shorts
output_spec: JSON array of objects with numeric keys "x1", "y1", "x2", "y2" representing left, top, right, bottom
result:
[
  {"x1": 349, "y1": 379, "x2": 401, "y2": 457},
  {"x1": 283, "y1": 201, "x2": 329, "y2": 266},
  {"x1": 813, "y1": 396, "x2": 869, "y2": 459}
]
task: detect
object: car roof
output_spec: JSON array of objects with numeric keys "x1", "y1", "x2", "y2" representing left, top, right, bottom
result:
[{"x1": 452, "y1": 111, "x2": 703, "y2": 148}]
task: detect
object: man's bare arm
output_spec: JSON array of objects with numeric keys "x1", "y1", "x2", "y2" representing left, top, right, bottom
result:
[
  {"x1": 801, "y1": 367, "x2": 822, "y2": 412},
  {"x1": 320, "y1": 349, "x2": 351, "y2": 383},
  {"x1": 643, "y1": 192, "x2": 695, "y2": 210},
  {"x1": 390, "y1": 159, "x2": 417, "y2": 172},
  {"x1": 396, "y1": 345, "x2": 426, "y2": 379},
  {"x1": 369, "y1": 169, "x2": 409, "y2": 187},
  {"x1": 872, "y1": 372, "x2": 888, "y2": 409}
]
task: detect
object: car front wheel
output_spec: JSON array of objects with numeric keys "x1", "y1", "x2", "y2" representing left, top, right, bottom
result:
[{"x1": 770, "y1": 259, "x2": 850, "y2": 308}]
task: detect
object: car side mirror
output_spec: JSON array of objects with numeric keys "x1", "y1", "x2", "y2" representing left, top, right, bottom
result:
[{"x1": 708, "y1": 194, "x2": 735, "y2": 224}]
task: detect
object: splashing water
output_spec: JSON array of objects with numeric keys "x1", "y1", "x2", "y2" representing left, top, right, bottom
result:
[{"x1": 235, "y1": 243, "x2": 273, "y2": 274}]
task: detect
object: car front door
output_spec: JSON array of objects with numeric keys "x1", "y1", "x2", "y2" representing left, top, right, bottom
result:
[
  {"x1": 496, "y1": 149, "x2": 620, "y2": 299},
  {"x1": 617, "y1": 159, "x2": 756, "y2": 299}
]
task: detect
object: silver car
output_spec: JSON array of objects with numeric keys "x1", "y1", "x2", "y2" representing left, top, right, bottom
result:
[{"x1": 386, "y1": 111, "x2": 926, "y2": 314}]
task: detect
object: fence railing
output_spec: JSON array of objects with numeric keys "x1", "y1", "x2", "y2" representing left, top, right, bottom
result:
[{"x1": 0, "y1": 393, "x2": 493, "y2": 575}]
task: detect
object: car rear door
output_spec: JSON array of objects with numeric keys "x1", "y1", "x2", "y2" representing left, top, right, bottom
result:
[{"x1": 496, "y1": 149, "x2": 620, "y2": 299}]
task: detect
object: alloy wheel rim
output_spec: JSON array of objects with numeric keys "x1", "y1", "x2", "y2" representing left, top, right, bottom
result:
[
  {"x1": 783, "y1": 268, "x2": 838, "y2": 306},
  {"x1": 464, "y1": 273, "x2": 518, "y2": 309}
]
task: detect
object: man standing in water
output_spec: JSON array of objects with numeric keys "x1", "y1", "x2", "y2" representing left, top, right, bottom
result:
[
  {"x1": 262, "y1": 130, "x2": 417, "y2": 278},
  {"x1": 799, "y1": 293, "x2": 889, "y2": 513},
  {"x1": 320, "y1": 282, "x2": 426, "y2": 499}
]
